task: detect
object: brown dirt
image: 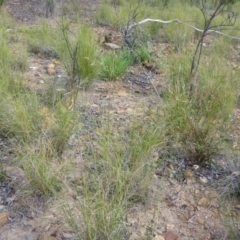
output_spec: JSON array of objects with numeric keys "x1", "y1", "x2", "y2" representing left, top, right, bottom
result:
[{"x1": 1, "y1": 1, "x2": 240, "y2": 239}]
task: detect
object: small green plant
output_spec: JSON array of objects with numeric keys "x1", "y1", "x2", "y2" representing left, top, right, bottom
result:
[
  {"x1": 99, "y1": 50, "x2": 132, "y2": 80},
  {"x1": 134, "y1": 46, "x2": 151, "y2": 63},
  {"x1": 46, "y1": 103, "x2": 79, "y2": 155}
]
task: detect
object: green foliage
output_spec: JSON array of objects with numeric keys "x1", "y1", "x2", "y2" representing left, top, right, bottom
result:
[
  {"x1": 134, "y1": 46, "x2": 151, "y2": 63},
  {"x1": 0, "y1": 161, "x2": 7, "y2": 181},
  {"x1": 0, "y1": 93, "x2": 42, "y2": 142},
  {"x1": 46, "y1": 104, "x2": 79, "y2": 155},
  {"x1": 75, "y1": 25, "x2": 99, "y2": 86},
  {"x1": 19, "y1": 142, "x2": 61, "y2": 194},
  {"x1": 65, "y1": 120, "x2": 162, "y2": 239},
  {"x1": 60, "y1": 0, "x2": 81, "y2": 21},
  {"x1": 99, "y1": 50, "x2": 132, "y2": 80},
  {"x1": 163, "y1": 56, "x2": 238, "y2": 162}
]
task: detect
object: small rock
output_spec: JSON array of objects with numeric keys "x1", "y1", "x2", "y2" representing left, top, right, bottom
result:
[
  {"x1": 199, "y1": 176, "x2": 208, "y2": 184},
  {"x1": 51, "y1": 59, "x2": 59, "y2": 65},
  {"x1": 103, "y1": 42, "x2": 121, "y2": 49},
  {"x1": 153, "y1": 235, "x2": 165, "y2": 240},
  {"x1": 163, "y1": 168, "x2": 173, "y2": 177},
  {"x1": 168, "y1": 163, "x2": 174, "y2": 170},
  {"x1": 183, "y1": 170, "x2": 194, "y2": 178},
  {"x1": 211, "y1": 198, "x2": 220, "y2": 208},
  {"x1": 206, "y1": 190, "x2": 218, "y2": 199},
  {"x1": 47, "y1": 63, "x2": 55, "y2": 69},
  {"x1": 62, "y1": 232, "x2": 77, "y2": 239},
  {"x1": 166, "y1": 224, "x2": 175, "y2": 230},
  {"x1": 29, "y1": 66, "x2": 38, "y2": 70},
  {"x1": 198, "y1": 218, "x2": 204, "y2": 224},
  {"x1": 193, "y1": 165, "x2": 200, "y2": 171},
  {"x1": 198, "y1": 197, "x2": 210, "y2": 207},
  {"x1": 0, "y1": 212, "x2": 9, "y2": 228},
  {"x1": 47, "y1": 68, "x2": 56, "y2": 75},
  {"x1": 117, "y1": 90, "x2": 128, "y2": 97},
  {"x1": 162, "y1": 231, "x2": 179, "y2": 240},
  {"x1": 178, "y1": 213, "x2": 189, "y2": 221},
  {"x1": 195, "y1": 189, "x2": 200, "y2": 196},
  {"x1": 235, "y1": 205, "x2": 240, "y2": 210}
]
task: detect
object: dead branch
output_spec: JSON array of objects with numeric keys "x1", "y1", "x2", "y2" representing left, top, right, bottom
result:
[{"x1": 125, "y1": 18, "x2": 240, "y2": 41}]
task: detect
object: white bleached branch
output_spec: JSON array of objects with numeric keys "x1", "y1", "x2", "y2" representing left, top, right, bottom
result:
[{"x1": 126, "y1": 18, "x2": 240, "y2": 40}]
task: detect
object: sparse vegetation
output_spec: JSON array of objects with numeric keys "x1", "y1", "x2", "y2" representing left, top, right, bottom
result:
[{"x1": 1, "y1": 0, "x2": 240, "y2": 239}]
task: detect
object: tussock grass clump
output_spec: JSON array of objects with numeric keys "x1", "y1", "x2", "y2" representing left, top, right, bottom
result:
[
  {"x1": 60, "y1": 0, "x2": 81, "y2": 21},
  {"x1": 18, "y1": 142, "x2": 61, "y2": 194},
  {"x1": 0, "y1": 16, "x2": 80, "y2": 193},
  {"x1": 75, "y1": 25, "x2": 99, "y2": 86},
  {"x1": 65, "y1": 120, "x2": 163, "y2": 239},
  {"x1": 163, "y1": 54, "x2": 238, "y2": 163},
  {"x1": 45, "y1": 104, "x2": 79, "y2": 155},
  {"x1": 99, "y1": 50, "x2": 132, "y2": 80}
]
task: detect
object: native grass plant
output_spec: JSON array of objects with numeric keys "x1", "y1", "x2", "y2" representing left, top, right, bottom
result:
[
  {"x1": 60, "y1": 0, "x2": 81, "y2": 22},
  {"x1": 0, "y1": 161, "x2": 7, "y2": 181},
  {"x1": 0, "y1": 92, "x2": 79, "y2": 193},
  {"x1": 99, "y1": 49, "x2": 132, "y2": 80},
  {"x1": 64, "y1": 120, "x2": 162, "y2": 239},
  {"x1": 75, "y1": 25, "x2": 99, "y2": 86},
  {"x1": 163, "y1": 54, "x2": 239, "y2": 163},
  {"x1": 45, "y1": 103, "x2": 79, "y2": 155},
  {"x1": 96, "y1": 0, "x2": 156, "y2": 30},
  {"x1": 58, "y1": 21, "x2": 99, "y2": 92},
  {"x1": 213, "y1": 154, "x2": 240, "y2": 240},
  {"x1": 0, "y1": 15, "x2": 80, "y2": 193},
  {"x1": 134, "y1": 45, "x2": 151, "y2": 63},
  {"x1": 162, "y1": 4, "x2": 203, "y2": 50},
  {"x1": 18, "y1": 142, "x2": 60, "y2": 194}
]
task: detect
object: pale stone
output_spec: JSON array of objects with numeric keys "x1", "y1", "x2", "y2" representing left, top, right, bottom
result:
[
  {"x1": 198, "y1": 218, "x2": 204, "y2": 225},
  {"x1": 198, "y1": 197, "x2": 210, "y2": 207},
  {"x1": 0, "y1": 212, "x2": 9, "y2": 228},
  {"x1": 153, "y1": 235, "x2": 165, "y2": 240},
  {"x1": 183, "y1": 171, "x2": 194, "y2": 178}
]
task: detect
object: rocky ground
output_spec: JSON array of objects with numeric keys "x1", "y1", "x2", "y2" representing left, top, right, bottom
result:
[{"x1": 1, "y1": 0, "x2": 240, "y2": 239}]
